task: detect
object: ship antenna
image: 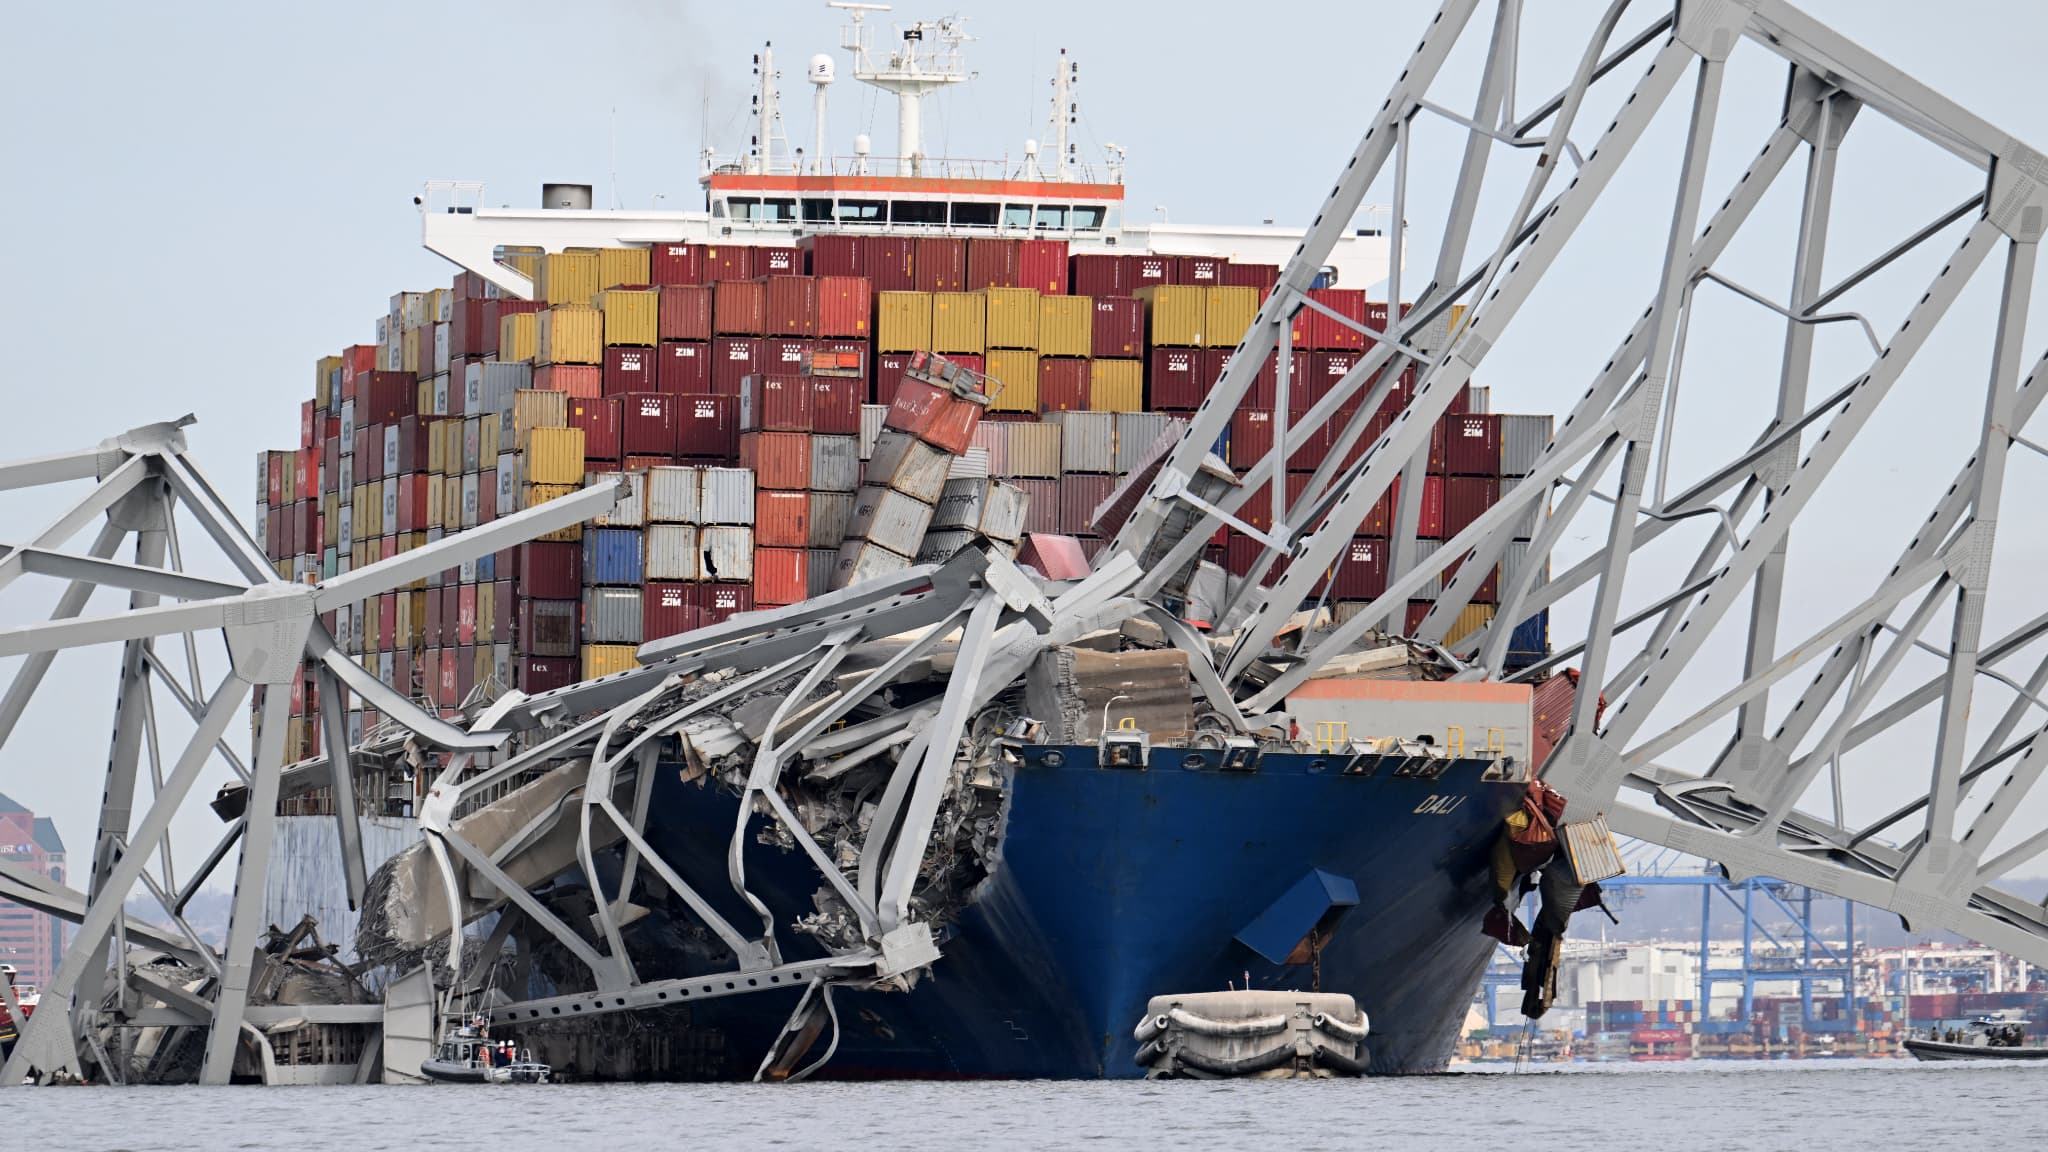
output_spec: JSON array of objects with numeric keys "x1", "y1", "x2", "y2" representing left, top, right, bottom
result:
[{"x1": 832, "y1": 1, "x2": 968, "y2": 178}]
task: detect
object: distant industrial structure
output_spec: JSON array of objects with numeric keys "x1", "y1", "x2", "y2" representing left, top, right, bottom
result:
[{"x1": 0, "y1": 792, "x2": 66, "y2": 988}]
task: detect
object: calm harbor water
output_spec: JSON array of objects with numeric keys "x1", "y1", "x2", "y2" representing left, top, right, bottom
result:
[{"x1": 12, "y1": 1060, "x2": 2044, "y2": 1150}]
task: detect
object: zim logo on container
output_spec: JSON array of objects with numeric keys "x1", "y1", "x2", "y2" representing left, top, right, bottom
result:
[
  {"x1": 1413, "y1": 795, "x2": 1465, "y2": 816},
  {"x1": 693, "y1": 401, "x2": 717, "y2": 416},
  {"x1": 639, "y1": 399, "x2": 663, "y2": 416},
  {"x1": 728, "y1": 346, "x2": 751, "y2": 360}
]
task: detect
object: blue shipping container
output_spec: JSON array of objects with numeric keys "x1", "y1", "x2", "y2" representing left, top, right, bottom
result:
[
  {"x1": 583, "y1": 527, "x2": 645, "y2": 586},
  {"x1": 1503, "y1": 608, "x2": 1548, "y2": 667}
]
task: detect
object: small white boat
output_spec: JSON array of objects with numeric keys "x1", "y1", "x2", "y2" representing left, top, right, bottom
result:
[
  {"x1": 1903, "y1": 1016, "x2": 2048, "y2": 1062},
  {"x1": 420, "y1": 1019, "x2": 552, "y2": 1084}
]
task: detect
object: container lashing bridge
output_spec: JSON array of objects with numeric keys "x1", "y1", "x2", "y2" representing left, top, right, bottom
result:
[{"x1": 8, "y1": 0, "x2": 2048, "y2": 1085}]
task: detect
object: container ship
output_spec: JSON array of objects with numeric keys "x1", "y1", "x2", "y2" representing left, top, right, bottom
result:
[{"x1": 256, "y1": 9, "x2": 1568, "y2": 1079}]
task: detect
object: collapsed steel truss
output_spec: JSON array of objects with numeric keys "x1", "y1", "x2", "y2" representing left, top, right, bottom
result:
[
  {"x1": 0, "y1": 419, "x2": 621, "y2": 1084},
  {"x1": 1114, "y1": 0, "x2": 2048, "y2": 962}
]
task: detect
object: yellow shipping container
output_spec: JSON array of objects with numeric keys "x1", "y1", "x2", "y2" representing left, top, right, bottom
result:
[
  {"x1": 426, "y1": 474, "x2": 444, "y2": 529},
  {"x1": 1038, "y1": 295, "x2": 1093, "y2": 357},
  {"x1": 394, "y1": 591, "x2": 413, "y2": 650},
  {"x1": 583, "y1": 644, "x2": 640, "y2": 679},
  {"x1": 986, "y1": 349, "x2": 1040, "y2": 413},
  {"x1": 598, "y1": 288, "x2": 660, "y2": 348},
  {"x1": 1138, "y1": 285, "x2": 1206, "y2": 347},
  {"x1": 1449, "y1": 303, "x2": 1469, "y2": 339},
  {"x1": 500, "y1": 312, "x2": 539, "y2": 362},
  {"x1": 1204, "y1": 286, "x2": 1260, "y2": 348},
  {"x1": 981, "y1": 287, "x2": 1040, "y2": 350},
  {"x1": 321, "y1": 492, "x2": 339, "y2": 548},
  {"x1": 363, "y1": 480, "x2": 385, "y2": 537},
  {"x1": 416, "y1": 379, "x2": 434, "y2": 419},
  {"x1": 1443, "y1": 604, "x2": 1496, "y2": 649},
  {"x1": 401, "y1": 326, "x2": 422, "y2": 375},
  {"x1": 505, "y1": 250, "x2": 542, "y2": 283},
  {"x1": 1088, "y1": 359, "x2": 1145, "y2": 413},
  {"x1": 876, "y1": 292, "x2": 933, "y2": 353},
  {"x1": 931, "y1": 292, "x2": 987, "y2": 355},
  {"x1": 425, "y1": 288, "x2": 448, "y2": 325},
  {"x1": 537, "y1": 250, "x2": 600, "y2": 306},
  {"x1": 537, "y1": 305, "x2": 603, "y2": 366},
  {"x1": 442, "y1": 474, "x2": 461, "y2": 528},
  {"x1": 314, "y1": 355, "x2": 342, "y2": 409},
  {"x1": 596, "y1": 246, "x2": 651, "y2": 291},
  {"x1": 523, "y1": 427, "x2": 587, "y2": 486},
  {"x1": 524, "y1": 482, "x2": 583, "y2": 541}
]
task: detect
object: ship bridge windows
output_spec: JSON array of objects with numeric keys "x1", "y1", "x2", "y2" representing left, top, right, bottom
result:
[
  {"x1": 1035, "y1": 205, "x2": 1068, "y2": 230},
  {"x1": 834, "y1": 198, "x2": 886, "y2": 224},
  {"x1": 890, "y1": 200, "x2": 947, "y2": 225},
  {"x1": 1071, "y1": 205, "x2": 1107, "y2": 231},
  {"x1": 801, "y1": 198, "x2": 835, "y2": 223},
  {"x1": 1004, "y1": 203, "x2": 1034, "y2": 229},
  {"x1": 727, "y1": 197, "x2": 798, "y2": 223},
  {"x1": 951, "y1": 201, "x2": 999, "y2": 228}
]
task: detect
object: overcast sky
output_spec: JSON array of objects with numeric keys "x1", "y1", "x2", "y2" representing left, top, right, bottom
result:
[{"x1": 4, "y1": 0, "x2": 2048, "y2": 899}]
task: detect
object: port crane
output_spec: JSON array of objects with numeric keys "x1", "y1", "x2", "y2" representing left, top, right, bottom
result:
[{"x1": 8, "y1": 0, "x2": 2048, "y2": 1084}]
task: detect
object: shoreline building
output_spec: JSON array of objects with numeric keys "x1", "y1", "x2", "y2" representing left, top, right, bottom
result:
[{"x1": 0, "y1": 792, "x2": 67, "y2": 988}]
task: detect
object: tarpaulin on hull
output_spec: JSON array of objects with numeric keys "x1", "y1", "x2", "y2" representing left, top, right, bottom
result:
[{"x1": 1024, "y1": 646, "x2": 1193, "y2": 744}]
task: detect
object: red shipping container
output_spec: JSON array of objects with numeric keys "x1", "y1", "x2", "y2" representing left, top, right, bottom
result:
[
  {"x1": 1208, "y1": 348, "x2": 1310, "y2": 410},
  {"x1": 1405, "y1": 601, "x2": 1432, "y2": 636},
  {"x1": 422, "y1": 591, "x2": 443, "y2": 648},
  {"x1": 702, "y1": 245, "x2": 754, "y2": 282},
  {"x1": 913, "y1": 237, "x2": 966, "y2": 292},
  {"x1": 754, "y1": 548, "x2": 808, "y2": 606},
  {"x1": 492, "y1": 578, "x2": 514, "y2": 640},
  {"x1": 711, "y1": 336, "x2": 761, "y2": 396},
  {"x1": 1220, "y1": 262, "x2": 1279, "y2": 296},
  {"x1": 264, "y1": 453, "x2": 284, "y2": 507},
  {"x1": 1070, "y1": 254, "x2": 1128, "y2": 298},
  {"x1": 360, "y1": 371, "x2": 417, "y2": 423},
  {"x1": 621, "y1": 392, "x2": 677, "y2": 456},
  {"x1": 809, "y1": 377, "x2": 862, "y2": 435},
  {"x1": 714, "y1": 280, "x2": 767, "y2": 335},
  {"x1": 740, "y1": 431, "x2": 812, "y2": 490},
  {"x1": 741, "y1": 374, "x2": 814, "y2": 432},
  {"x1": 1059, "y1": 474, "x2": 1117, "y2": 535},
  {"x1": 1091, "y1": 297, "x2": 1145, "y2": 358},
  {"x1": 1222, "y1": 533, "x2": 1283, "y2": 586},
  {"x1": 1303, "y1": 288, "x2": 1369, "y2": 350},
  {"x1": 397, "y1": 474, "x2": 427, "y2": 532},
  {"x1": 757, "y1": 245, "x2": 800, "y2": 277},
  {"x1": 1327, "y1": 537, "x2": 1390, "y2": 600},
  {"x1": 534, "y1": 363, "x2": 602, "y2": 398},
  {"x1": 700, "y1": 583, "x2": 755, "y2": 626},
  {"x1": 603, "y1": 345, "x2": 659, "y2": 396},
  {"x1": 884, "y1": 378, "x2": 981, "y2": 454},
  {"x1": 339, "y1": 344, "x2": 376, "y2": 398},
  {"x1": 1018, "y1": 240, "x2": 1069, "y2": 295},
  {"x1": 966, "y1": 238, "x2": 1020, "y2": 290},
  {"x1": 651, "y1": 242, "x2": 703, "y2": 286},
  {"x1": 456, "y1": 585, "x2": 477, "y2": 645},
  {"x1": 676, "y1": 394, "x2": 739, "y2": 459},
  {"x1": 1439, "y1": 549, "x2": 1500, "y2": 604},
  {"x1": 1173, "y1": 256, "x2": 1225, "y2": 287},
  {"x1": 765, "y1": 275, "x2": 818, "y2": 336},
  {"x1": 1011, "y1": 480, "x2": 1060, "y2": 535},
  {"x1": 1443, "y1": 475, "x2": 1499, "y2": 537},
  {"x1": 862, "y1": 236, "x2": 915, "y2": 292},
  {"x1": 439, "y1": 586, "x2": 458, "y2": 643},
  {"x1": 1128, "y1": 255, "x2": 1171, "y2": 290},
  {"x1": 624, "y1": 454, "x2": 673, "y2": 470},
  {"x1": 1229, "y1": 408, "x2": 1275, "y2": 470},
  {"x1": 643, "y1": 581, "x2": 701, "y2": 639},
  {"x1": 516, "y1": 542, "x2": 583, "y2": 599},
  {"x1": 451, "y1": 297, "x2": 498, "y2": 358},
  {"x1": 479, "y1": 467, "x2": 498, "y2": 522},
  {"x1": 1150, "y1": 348, "x2": 1205, "y2": 409},
  {"x1": 803, "y1": 235, "x2": 863, "y2": 277},
  {"x1": 814, "y1": 338, "x2": 869, "y2": 384},
  {"x1": 755, "y1": 492, "x2": 811, "y2": 546},
  {"x1": 1444, "y1": 413, "x2": 1502, "y2": 476},
  {"x1": 813, "y1": 277, "x2": 872, "y2": 337},
  {"x1": 949, "y1": 353, "x2": 985, "y2": 375},
  {"x1": 658, "y1": 285, "x2": 714, "y2": 341},
  {"x1": 763, "y1": 337, "x2": 815, "y2": 377},
  {"x1": 569, "y1": 396, "x2": 623, "y2": 461},
  {"x1": 873, "y1": 351, "x2": 912, "y2": 403},
  {"x1": 517, "y1": 657, "x2": 576, "y2": 695},
  {"x1": 658, "y1": 341, "x2": 712, "y2": 395},
  {"x1": 1038, "y1": 358, "x2": 1090, "y2": 412},
  {"x1": 1308, "y1": 351, "x2": 1361, "y2": 411}
]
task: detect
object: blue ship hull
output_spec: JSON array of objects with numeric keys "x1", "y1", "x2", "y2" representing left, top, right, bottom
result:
[{"x1": 582, "y1": 745, "x2": 1524, "y2": 1079}]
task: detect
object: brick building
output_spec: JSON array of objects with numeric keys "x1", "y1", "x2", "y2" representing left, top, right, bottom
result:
[{"x1": 0, "y1": 792, "x2": 66, "y2": 989}]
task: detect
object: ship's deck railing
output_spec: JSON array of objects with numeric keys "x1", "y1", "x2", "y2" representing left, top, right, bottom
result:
[{"x1": 708, "y1": 153, "x2": 1123, "y2": 186}]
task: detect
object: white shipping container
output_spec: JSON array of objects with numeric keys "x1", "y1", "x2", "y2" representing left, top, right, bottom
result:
[
  {"x1": 336, "y1": 504, "x2": 353, "y2": 552},
  {"x1": 1465, "y1": 386, "x2": 1491, "y2": 415},
  {"x1": 334, "y1": 604, "x2": 353, "y2": 654},
  {"x1": 808, "y1": 491, "x2": 855, "y2": 548},
  {"x1": 591, "y1": 470, "x2": 646, "y2": 527},
  {"x1": 496, "y1": 456, "x2": 520, "y2": 510},
  {"x1": 431, "y1": 373, "x2": 450, "y2": 417},
  {"x1": 701, "y1": 526, "x2": 755, "y2": 581},
  {"x1": 916, "y1": 530, "x2": 980, "y2": 564},
  {"x1": 466, "y1": 361, "x2": 531, "y2": 414},
  {"x1": 848, "y1": 484, "x2": 936, "y2": 557},
  {"x1": 646, "y1": 466, "x2": 702, "y2": 525},
  {"x1": 382, "y1": 425, "x2": 400, "y2": 476},
  {"x1": 1500, "y1": 413, "x2": 1553, "y2": 478},
  {"x1": 807, "y1": 548, "x2": 836, "y2": 598},
  {"x1": 583, "y1": 587, "x2": 644, "y2": 645},
  {"x1": 433, "y1": 322, "x2": 450, "y2": 374},
  {"x1": 947, "y1": 446, "x2": 991, "y2": 479},
  {"x1": 461, "y1": 473, "x2": 480, "y2": 529},
  {"x1": 859, "y1": 405, "x2": 889, "y2": 460},
  {"x1": 701, "y1": 467, "x2": 755, "y2": 525},
  {"x1": 339, "y1": 398, "x2": 355, "y2": 446},
  {"x1": 1050, "y1": 411, "x2": 1115, "y2": 474},
  {"x1": 337, "y1": 451, "x2": 353, "y2": 494},
  {"x1": 831, "y1": 538, "x2": 914, "y2": 590},
  {"x1": 810, "y1": 435, "x2": 861, "y2": 493},
  {"x1": 1114, "y1": 413, "x2": 1180, "y2": 474},
  {"x1": 645, "y1": 524, "x2": 702, "y2": 581},
  {"x1": 931, "y1": 478, "x2": 1029, "y2": 542},
  {"x1": 864, "y1": 429, "x2": 955, "y2": 504},
  {"x1": 1499, "y1": 539, "x2": 1546, "y2": 598},
  {"x1": 381, "y1": 485, "x2": 398, "y2": 531},
  {"x1": 1499, "y1": 475, "x2": 1545, "y2": 539},
  {"x1": 462, "y1": 417, "x2": 482, "y2": 472},
  {"x1": 969, "y1": 423, "x2": 1007, "y2": 476},
  {"x1": 1000, "y1": 422, "x2": 1061, "y2": 479},
  {"x1": 1409, "y1": 539, "x2": 1442, "y2": 597}
]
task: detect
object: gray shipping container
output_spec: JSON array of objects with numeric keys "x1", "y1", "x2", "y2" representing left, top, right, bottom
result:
[
  {"x1": 1001, "y1": 422, "x2": 1062, "y2": 479},
  {"x1": 496, "y1": 461, "x2": 519, "y2": 513},
  {"x1": 701, "y1": 526, "x2": 754, "y2": 581},
  {"x1": 948, "y1": 445, "x2": 991, "y2": 479},
  {"x1": 931, "y1": 477, "x2": 1029, "y2": 542},
  {"x1": 382, "y1": 424, "x2": 400, "y2": 476},
  {"x1": 1408, "y1": 538, "x2": 1442, "y2": 597},
  {"x1": 864, "y1": 429, "x2": 955, "y2": 503},
  {"x1": 338, "y1": 450, "x2": 353, "y2": 493},
  {"x1": 810, "y1": 435, "x2": 861, "y2": 493},
  {"x1": 1500, "y1": 413, "x2": 1553, "y2": 478},
  {"x1": 1500, "y1": 475, "x2": 1544, "y2": 539},
  {"x1": 859, "y1": 405, "x2": 889, "y2": 460},
  {"x1": 590, "y1": 469, "x2": 646, "y2": 527},
  {"x1": 808, "y1": 491, "x2": 855, "y2": 548},
  {"x1": 1050, "y1": 411, "x2": 1115, "y2": 474},
  {"x1": 831, "y1": 538, "x2": 914, "y2": 590},
  {"x1": 807, "y1": 548, "x2": 836, "y2": 598},
  {"x1": 969, "y1": 424, "x2": 1006, "y2": 475},
  {"x1": 1465, "y1": 386, "x2": 1491, "y2": 415},
  {"x1": 465, "y1": 360, "x2": 531, "y2": 413},
  {"x1": 701, "y1": 467, "x2": 756, "y2": 525},
  {"x1": 646, "y1": 466, "x2": 701, "y2": 524},
  {"x1": 336, "y1": 505, "x2": 353, "y2": 552},
  {"x1": 848, "y1": 484, "x2": 936, "y2": 557},
  {"x1": 339, "y1": 399, "x2": 356, "y2": 447},
  {"x1": 460, "y1": 473, "x2": 480, "y2": 529},
  {"x1": 644, "y1": 524, "x2": 701, "y2": 581},
  {"x1": 583, "y1": 587, "x2": 644, "y2": 645},
  {"x1": 1499, "y1": 539, "x2": 1546, "y2": 599},
  {"x1": 1112, "y1": 413, "x2": 1170, "y2": 473},
  {"x1": 916, "y1": 530, "x2": 979, "y2": 564},
  {"x1": 462, "y1": 416, "x2": 482, "y2": 472}
]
